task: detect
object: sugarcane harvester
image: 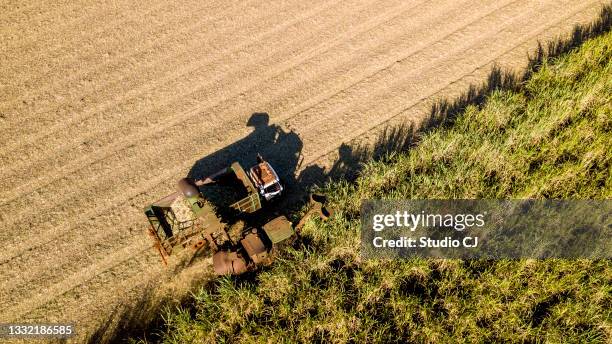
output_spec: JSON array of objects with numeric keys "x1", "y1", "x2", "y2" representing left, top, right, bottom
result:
[{"x1": 143, "y1": 155, "x2": 330, "y2": 275}]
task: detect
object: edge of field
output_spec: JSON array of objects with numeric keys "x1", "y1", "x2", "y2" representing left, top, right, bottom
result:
[{"x1": 122, "y1": 5, "x2": 612, "y2": 344}]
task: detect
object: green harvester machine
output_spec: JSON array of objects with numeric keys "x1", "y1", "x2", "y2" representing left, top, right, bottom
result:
[{"x1": 143, "y1": 156, "x2": 330, "y2": 275}]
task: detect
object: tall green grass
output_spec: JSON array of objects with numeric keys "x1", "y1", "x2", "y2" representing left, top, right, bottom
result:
[{"x1": 148, "y1": 28, "x2": 611, "y2": 344}]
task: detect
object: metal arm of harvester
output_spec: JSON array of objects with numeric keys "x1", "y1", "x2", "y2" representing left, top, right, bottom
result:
[
  {"x1": 193, "y1": 167, "x2": 229, "y2": 186},
  {"x1": 294, "y1": 193, "x2": 332, "y2": 233}
]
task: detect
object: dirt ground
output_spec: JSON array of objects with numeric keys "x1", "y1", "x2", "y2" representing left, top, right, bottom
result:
[{"x1": 0, "y1": 0, "x2": 606, "y2": 342}]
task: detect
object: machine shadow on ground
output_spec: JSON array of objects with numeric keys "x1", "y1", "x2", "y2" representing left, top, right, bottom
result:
[
  {"x1": 188, "y1": 112, "x2": 304, "y2": 187},
  {"x1": 89, "y1": 5, "x2": 611, "y2": 343}
]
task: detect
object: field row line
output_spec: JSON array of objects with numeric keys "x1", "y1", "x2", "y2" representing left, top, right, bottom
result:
[
  {"x1": 0, "y1": 0, "x2": 424, "y2": 204},
  {"x1": 0, "y1": 0, "x2": 320, "y2": 130},
  {"x1": 0, "y1": 0, "x2": 267, "y2": 112},
  {"x1": 1, "y1": 0, "x2": 171, "y2": 75}
]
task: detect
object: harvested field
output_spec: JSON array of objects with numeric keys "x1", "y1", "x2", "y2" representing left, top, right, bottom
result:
[{"x1": 0, "y1": 1, "x2": 607, "y2": 342}]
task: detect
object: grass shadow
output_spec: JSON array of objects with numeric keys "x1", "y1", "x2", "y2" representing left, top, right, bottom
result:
[
  {"x1": 298, "y1": 4, "x2": 611, "y2": 186},
  {"x1": 425, "y1": 4, "x2": 611, "y2": 131}
]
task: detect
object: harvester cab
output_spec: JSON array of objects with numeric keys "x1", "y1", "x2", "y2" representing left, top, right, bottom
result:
[{"x1": 248, "y1": 154, "x2": 283, "y2": 201}]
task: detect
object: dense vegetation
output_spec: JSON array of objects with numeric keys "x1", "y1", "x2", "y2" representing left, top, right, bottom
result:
[{"x1": 143, "y1": 22, "x2": 611, "y2": 344}]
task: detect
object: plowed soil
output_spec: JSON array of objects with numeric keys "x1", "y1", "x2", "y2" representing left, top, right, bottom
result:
[{"x1": 0, "y1": 1, "x2": 605, "y2": 342}]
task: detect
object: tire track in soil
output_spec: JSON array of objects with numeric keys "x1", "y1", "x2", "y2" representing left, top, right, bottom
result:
[
  {"x1": 0, "y1": 0, "x2": 339, "y2": 165},
  {"x1": 0, "y1": 0, "x2": 309, "y2": 137},
  {"x1": 0, "y1": 0, "x2": 258, "y2": 121}
]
